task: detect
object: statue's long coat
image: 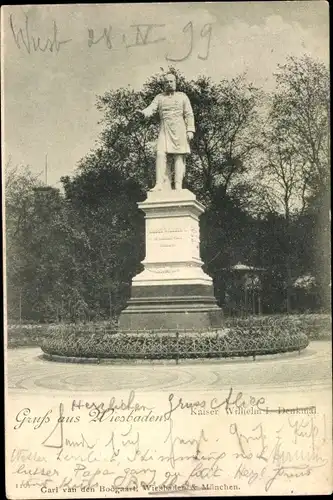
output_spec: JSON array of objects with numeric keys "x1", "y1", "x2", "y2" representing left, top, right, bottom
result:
[{"x1": 141, "y1": 92, "x2": 195, "y2": 154}]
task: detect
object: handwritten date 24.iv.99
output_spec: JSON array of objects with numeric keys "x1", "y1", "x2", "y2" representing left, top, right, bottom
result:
[{"x1": 9, "y1": 12, "x2": 213, "y2": 62}]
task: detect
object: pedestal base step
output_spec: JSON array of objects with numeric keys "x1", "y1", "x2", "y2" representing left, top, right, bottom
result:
[
  {"x1": 118, "y1": 283, "x2": 223, "y2": 331},
  {"x1": 119, "y1": 309, "x2": 223, "y2": 331}
]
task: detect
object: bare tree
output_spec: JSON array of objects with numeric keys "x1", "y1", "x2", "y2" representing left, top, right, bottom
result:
[
  {"x1": 256, "y1": 129, "x2": 309, "y2": 312},
  {"x1": 271, "y1": 55, "x2": 329, "y2": 199},
  {"x1": 256, "y1": 55, "x2": 330, "y2": 310},
  {"x1": 271, "y1": 55, "x2": 330, "y2": 308}
]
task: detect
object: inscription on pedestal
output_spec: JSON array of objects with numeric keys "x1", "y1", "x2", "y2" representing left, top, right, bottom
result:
[
  {"x1": 133, "y1": 194, "x2": 213, "y2": 285},
  {"x1": 148, "y1": 227, "x2": 185, "y2": 249},
  {"x1": 146, "y1": 221, "x2": 192, "y2": 261},
  {"x1": 145, "y1": 216, "x2": 202, "y2": 263}
]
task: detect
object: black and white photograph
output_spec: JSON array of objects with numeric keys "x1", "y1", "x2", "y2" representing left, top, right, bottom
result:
[{"x1": 2, "y1": 2, "x2": 331, "y2": 498}]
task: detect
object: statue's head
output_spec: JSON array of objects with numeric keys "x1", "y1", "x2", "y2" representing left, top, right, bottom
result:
[{"x1": 164, "y1": 72, "x2": 177, "y2": 92}]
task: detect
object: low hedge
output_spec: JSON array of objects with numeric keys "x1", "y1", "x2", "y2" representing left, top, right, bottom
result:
[
  {"x1": 224, "y1": 314, "x2": 331, "y2": 341},
  {"x1": 41, "y1": 323, "x2": 309, "y2": 360},
  {"x1": 7, "y1": 324, "x2": 52, "y2": 348},
  {"x1": 6, "y1": 321, "x2": 118, "y2": 349}
]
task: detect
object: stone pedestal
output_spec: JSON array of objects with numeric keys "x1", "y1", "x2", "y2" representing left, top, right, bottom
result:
[{"x1": 118, "y1": 189, "x2": 223, "y2": 331}]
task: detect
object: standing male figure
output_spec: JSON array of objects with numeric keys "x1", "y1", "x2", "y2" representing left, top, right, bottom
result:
[{"x1": 136, "y1": 73, "x2": 195, "y2": 191}]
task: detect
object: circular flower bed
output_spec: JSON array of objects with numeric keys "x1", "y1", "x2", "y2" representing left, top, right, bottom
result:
[{"x1": 41, "y1": 319, "x2": 309, "y2": 361}]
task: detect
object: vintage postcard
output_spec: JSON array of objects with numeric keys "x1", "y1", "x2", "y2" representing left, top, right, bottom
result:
[{"x1": 2, "y1": 2, "x2": 331, "y2": 498}]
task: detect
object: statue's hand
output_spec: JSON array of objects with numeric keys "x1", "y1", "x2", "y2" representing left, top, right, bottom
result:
[{"x1": 187, "y1": 131, "x2": 194, "y2": 142}]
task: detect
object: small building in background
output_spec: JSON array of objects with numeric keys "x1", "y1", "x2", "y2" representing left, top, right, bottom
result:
[{"x1": 222, "y1": 262, "x2": 266, "y2": 317}]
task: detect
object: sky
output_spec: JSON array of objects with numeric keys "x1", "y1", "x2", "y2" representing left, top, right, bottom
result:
[{"x1": 2, "y1": 2, "x2": 329, "y2": 187}]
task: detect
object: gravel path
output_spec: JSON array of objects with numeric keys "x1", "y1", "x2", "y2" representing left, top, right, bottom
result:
[{"x1": 7, "y1": 341, "x2": 331, "y2": 394}]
